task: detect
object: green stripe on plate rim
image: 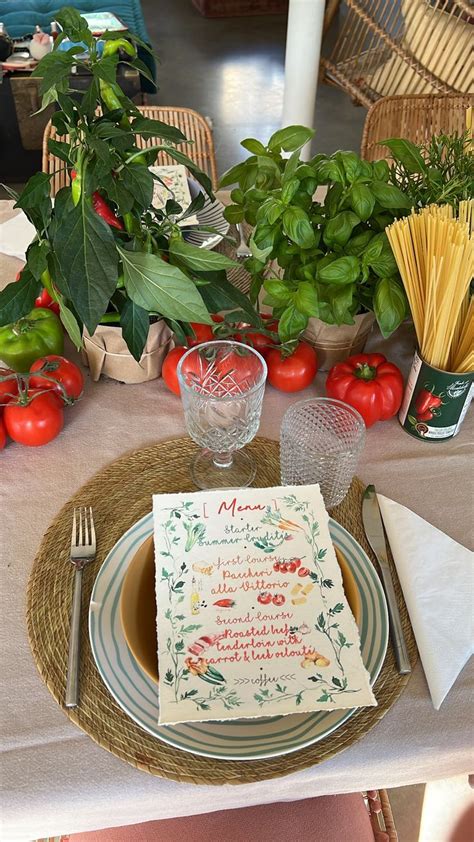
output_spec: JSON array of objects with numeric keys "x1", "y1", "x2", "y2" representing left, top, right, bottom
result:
[{"x1": 89, "y1": 513, "x2": 388, "y2": 760}]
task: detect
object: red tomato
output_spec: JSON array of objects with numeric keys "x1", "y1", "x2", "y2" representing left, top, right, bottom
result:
[
  {"x1": 325, "y1": 353, "x2": 404, "y2": 428},
  {"x1": 257, "y1": 592, "x2": 272, "y2": 605},
  {"x1": 162, "y1": 347, "x2": 187, "y2": 395},
  {"x1": 266, "y1": 342, "x2": 318, "y2": 392},
  {"x1": 273, "y1": 561, "x2": 281, "y2": 572},
  {"x1": 0, "y1": 417, "x2": 7, "y2": 449},
  {"x1": 272, "y1": 594, "x2": 285, "y2": 606},
  {"x1": 216, "y1": 346, "x2": 264, "y2": 385},
  {"x1": 35, "y1": 287, "x2": 60, "y2": 316},
  {"x1": 298, "y1": 567, "x2": 310, "y2": 577},
  {"x1": 187, "y1": 323, "x2": 214, "y2": 347},
  {"x1": 279, "y1": 563, "x2": 288, "y2": 573},
  {"x1": 286, "y1": 562, "x2": 297, "y2": 574},
  {"x1": 292, "y1": 558, "x2": 302, "y2": 569},
  {"x1": 4, "y1": 391, "x2": 64, "y2": 446},
  {"x1": 30, "y1": 355, "x2": 84, "y2": 401},
  {"x1": 0, "y1": 369, "x2": 19, "y2": 406}
]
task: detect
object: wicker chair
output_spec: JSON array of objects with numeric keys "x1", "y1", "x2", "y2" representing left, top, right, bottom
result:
[
  {"x1": 360, "y1": 93, "x2": 474, "y2": 161},
  {"x1": 322, "y1": 0, "x2": 473, "y2": 108},
  {"x1": 42, "y1": 106, "x2": 218, "y2": 195}
]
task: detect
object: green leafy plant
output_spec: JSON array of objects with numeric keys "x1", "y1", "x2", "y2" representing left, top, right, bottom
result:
[
  {"x1": 0, "y1": 7, "x2": 259, "y2": 360},
  {"x1": 384, "y1": 131, "x2": 474, "y2": 210},
  {"x1": 219, "y1": 126, "x2": 412, "y2": 345}
]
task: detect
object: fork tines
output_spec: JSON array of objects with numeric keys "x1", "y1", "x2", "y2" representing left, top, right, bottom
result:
[{"x1": 71, "y1": 507, "x2": 96, "y2": 551}]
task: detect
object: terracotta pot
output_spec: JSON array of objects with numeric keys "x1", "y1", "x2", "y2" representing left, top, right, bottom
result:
[
  {"x1": 81, "y1": 320, "x2": 173, "y2": 384},
  {"x1": 304, "y1": 312, "x2": 376, "y2": 371}
]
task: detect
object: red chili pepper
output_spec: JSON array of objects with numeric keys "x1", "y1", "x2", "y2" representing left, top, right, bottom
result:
[
  {"x1": 35, "y1": 287, "x2": 60, "y2": 316},
  {"x1": 213, "y1": 599, "x2": 235, "y2": 608},
  {"x1": 70, "y1": 170, "x2": 123, "y2": 230}
]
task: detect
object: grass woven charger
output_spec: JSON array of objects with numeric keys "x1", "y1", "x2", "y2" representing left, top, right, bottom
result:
[{"x1": 26, "y1": 436, "x2": 417, "y2": 785}]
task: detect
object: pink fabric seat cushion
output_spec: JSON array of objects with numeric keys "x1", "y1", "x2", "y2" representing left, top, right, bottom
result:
[{"x1": 61, "y1": 793, "x2": 378, "y2": 842}]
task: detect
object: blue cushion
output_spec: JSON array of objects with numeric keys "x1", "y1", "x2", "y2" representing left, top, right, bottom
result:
[{"x1": 0, "y1": 0, "x2": 156, "y2": 91}]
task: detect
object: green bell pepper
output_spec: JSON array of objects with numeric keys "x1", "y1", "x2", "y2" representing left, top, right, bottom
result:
[{"x1": 0, "y1": 308, "x2": 64, "y2": 371}]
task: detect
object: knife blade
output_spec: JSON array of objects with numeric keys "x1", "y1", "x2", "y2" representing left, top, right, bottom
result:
[{"x1": 362, "y1": 485, "x2": 411, "y2": 675}]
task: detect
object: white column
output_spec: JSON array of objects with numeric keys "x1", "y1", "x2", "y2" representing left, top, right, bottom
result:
[{"x1": 282, "y1": 0, "x2": 325, "y2": 161}]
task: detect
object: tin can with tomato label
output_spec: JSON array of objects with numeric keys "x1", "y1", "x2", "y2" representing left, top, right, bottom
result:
[{"x1": 399, "y1": 351, "x2": 474, "y2": 441}]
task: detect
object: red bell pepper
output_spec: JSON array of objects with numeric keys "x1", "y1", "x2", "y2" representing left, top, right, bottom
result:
[{"x1": 325, "y1": 352, "x2": 404, "y2": 428}]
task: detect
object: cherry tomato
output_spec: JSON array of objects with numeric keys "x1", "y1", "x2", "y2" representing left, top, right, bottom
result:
[
  {"x1": 257, "y1": 592, "x2": 272, "y2": 605},
  {"x1": 286, "y1": 562, "x2": 297, "y2": 574},
  {"x1": 272, "y1": 594, "x2": 285, "y2": 606},
  {"x1": 0, "y1": 369, "x2": 18, "y2": 406},
  {"x1": 293, "y1": 558, "x2": 302, "y2": 568},
  {"x1": 162, "y1": 347, "x2": 187, "y2": 395},
  {"x1": 0, "y1": 417, "x2": 7, "y2": 449},
  {"x1": 30, "y1": 355, "x2": 84, "y2": 401},
  {"x1": 4, "y1": 391, "x2": 64, "y2": 446},
  {"x1": 35, "y1": 287, "x2": 60, "y2": 316},
  {"x1": 298, "y1": 567, "x2": 310, "y2": 577},
  {"x1": 279, "y1": 563, "x2": 288, "y2": 573},
  {"x1": 266, "y1": 342, "x2": 318, "y2": 392},
  {"x1": 273, "y1": 561, "x2": 281, "y2": 572}
]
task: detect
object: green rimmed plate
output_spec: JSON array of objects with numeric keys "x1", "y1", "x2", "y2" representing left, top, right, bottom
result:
[{"x1": 89, "y1": 513, "x2": 388, "y2": 761}]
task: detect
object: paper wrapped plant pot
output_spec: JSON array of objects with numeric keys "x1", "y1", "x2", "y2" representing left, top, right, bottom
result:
[
  {"x1": 81, "y1": 320, "x2": 173, "y2": 384},
  {"x1": 304, "y1": 312, "x2": 376, "y2": 371}
]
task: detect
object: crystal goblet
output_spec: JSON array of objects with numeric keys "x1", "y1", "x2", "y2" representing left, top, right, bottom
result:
[{"x1": 177, "y1": 340, "x2": 267, "y2": 489}]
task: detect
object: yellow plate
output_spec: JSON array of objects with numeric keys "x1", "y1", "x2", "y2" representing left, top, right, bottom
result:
[{"x1": 120, "y1": 536, "x2": 361, "y2": 684}]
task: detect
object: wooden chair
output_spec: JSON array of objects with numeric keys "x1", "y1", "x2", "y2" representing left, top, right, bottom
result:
[
  {"x1": 360, "y1": 93, "x2": 474, "y2": 161},
  {"x1": 42, "y1": 106, "x2": 218, "y2": 195},
  {"x1": 321, "y1": 0, "x2": 473, "y2": 108}
]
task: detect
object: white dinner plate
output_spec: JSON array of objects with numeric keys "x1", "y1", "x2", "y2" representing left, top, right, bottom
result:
[{"x1": 89, "y1": 513, "x2": 388, "y2": 761}]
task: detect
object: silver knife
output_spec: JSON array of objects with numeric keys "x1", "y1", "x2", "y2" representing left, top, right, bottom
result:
[{"x1": 362, "y1": 485, "x2": 411, "y2": 675}]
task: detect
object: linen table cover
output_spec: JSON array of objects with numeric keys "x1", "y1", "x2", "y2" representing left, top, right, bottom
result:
[{"x1": 0, "y1": 201, "x2": 472, "y2": 842}]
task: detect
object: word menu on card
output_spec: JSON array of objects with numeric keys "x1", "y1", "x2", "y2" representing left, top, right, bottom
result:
[{"x1": 153, "y1": 485, "x2": 376, "y2": 724}]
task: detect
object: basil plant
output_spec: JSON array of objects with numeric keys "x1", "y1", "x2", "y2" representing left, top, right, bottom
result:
[
  {"x1": 0, "y1": 6, "x2": 259, "y2": 361},
  {"x1": 219, "y1": 126, "x2": 412, "y2": 345}
]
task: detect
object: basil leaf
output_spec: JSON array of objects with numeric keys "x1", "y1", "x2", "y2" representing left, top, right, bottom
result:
[
  {"x1": 257, "y1": 198, "x2": 284, "y2": 226},
  {"x1": 324, "y1": 183, "x2": 343, "y2": 217},
  {"x1": 54, "y1": 201, "x2": 118, "y2": 334},
  {"x1": 0, "y1": 271, "x2": 41, "y2": 326},
  {"x1": 327, "y1": 283, "x2": 356, "y2": 325},
  {"x1": 345, "y1": 229, "x2": 375, "y2": 256},
  {"x1": 371, "y1": 181, "x2": 411, "y2": 209},
  {"x1": 223, "y1": 204, "x2": 245, "y2": 224},
  {"x1": 294, "y1": 281, "x2": 319, "y2": 317},
  {"x1": 263, "y1": 279, "x2": 293, "y2": 306},
  {"x1": 282, "y1": 149, "x2": 302, "y2": 184},
  {"x1": 282, "y1": 206, "x2": 315, "y2": 248},
  {"x1": 337, "y1": 151, "x2": 362, "y2": 183},
  {"x1": 361, "y1": 232, "x2": 384, "y2": 265},
  {"x1": 219, "y1": 161, "x2": 248, "y2": 189},
  {"x1": 314, "y1": 157, "x2": 345, "y2": 184},
  {"x1": 268, "y1": 125, "x2": 314, "y2": 152},
  {"x1": 380, "y1": 138, "x2": 427, "y2": 174},
  {"x1": 241, "y1": 138, "x2": 267, "y2": 155},
  {"x1": 372, "y1": 159, "x2": 390, "y2": 181},
  {"x1": 349, "y1": 183, "x2": 375, "y2": 221},
  {"x1": 281, "y1": 177, "x2": 300, "y2": 205},
  {"x1": 169, "y1": 238, "x2": 238, "y2": 271},
  {"x1": 119, "y1": 248, "x2": 212, "y2": 324},
  {"x1": 318, "y1": 255, "x2": 360, "y2": 285},
  {"x1": 120, "y1": 298, "x2": 150, "y2": 361},
  {"x1": 323, "y1": 210, "x2": 360, "y2": 248},
  {"x1": 374, "y1": 276, "x2": 407, "y2": 337},
  {"x1": 278, "y1": 303, "x2": 308, "y2": 342}
]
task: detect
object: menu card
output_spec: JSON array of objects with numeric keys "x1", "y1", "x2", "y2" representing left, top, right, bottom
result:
[
  {"x1": 153, "y1": 485, "x2": 376, "y2": 725},
  {"x1": 150, "y1": 165, "x2": 199, "y2": 226}
]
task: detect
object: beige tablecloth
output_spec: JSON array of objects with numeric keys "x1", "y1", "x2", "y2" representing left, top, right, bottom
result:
[{"x1": 1, "y1": 202, "x2": 473, "y2": 842}]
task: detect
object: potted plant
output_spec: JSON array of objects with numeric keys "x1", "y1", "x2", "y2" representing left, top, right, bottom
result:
[
  {"x1": 0, "y1": 7, "x2": 258, "y2": 383},
  {"x1": 384, "y1": 130, "x2": 474, "y2": 210},
  {"x1": 219, "y1": 126, "x2": 412, "y2": 368}
]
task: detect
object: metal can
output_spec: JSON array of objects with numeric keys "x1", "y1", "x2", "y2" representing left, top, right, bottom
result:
[{"x1": 399, "y1": 351, "x2": 473, "y2": 441}]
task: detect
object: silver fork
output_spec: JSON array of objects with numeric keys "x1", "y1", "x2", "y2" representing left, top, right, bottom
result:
[
  {"x1": 235, "y1": 222, "x2": 252, "y2": 259},
  {"x1": 66, "y1": 507, "x2": 96, "y2": 708}
]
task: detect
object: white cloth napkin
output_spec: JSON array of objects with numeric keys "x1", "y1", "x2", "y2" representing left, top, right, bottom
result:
[
  {"x1": 377, "y1": 493, "x2": 473, "y2": 709},
  {"x1": 0, "y1": 211, "x2": 35, "y2": 260}
]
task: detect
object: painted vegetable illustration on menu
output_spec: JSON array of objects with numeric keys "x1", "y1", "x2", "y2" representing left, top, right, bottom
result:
[{"x1": 153, "y1": 486, "x2": 376, "y2": 725}]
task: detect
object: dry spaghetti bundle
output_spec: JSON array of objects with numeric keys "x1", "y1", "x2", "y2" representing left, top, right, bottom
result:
[{"x1": 386, "y1": 203, "x2": 474, "y2": 373}]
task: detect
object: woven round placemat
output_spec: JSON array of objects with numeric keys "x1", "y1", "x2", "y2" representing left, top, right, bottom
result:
[{"x1": 27, "y1": 436, "x2": 417, "y2": 785}]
